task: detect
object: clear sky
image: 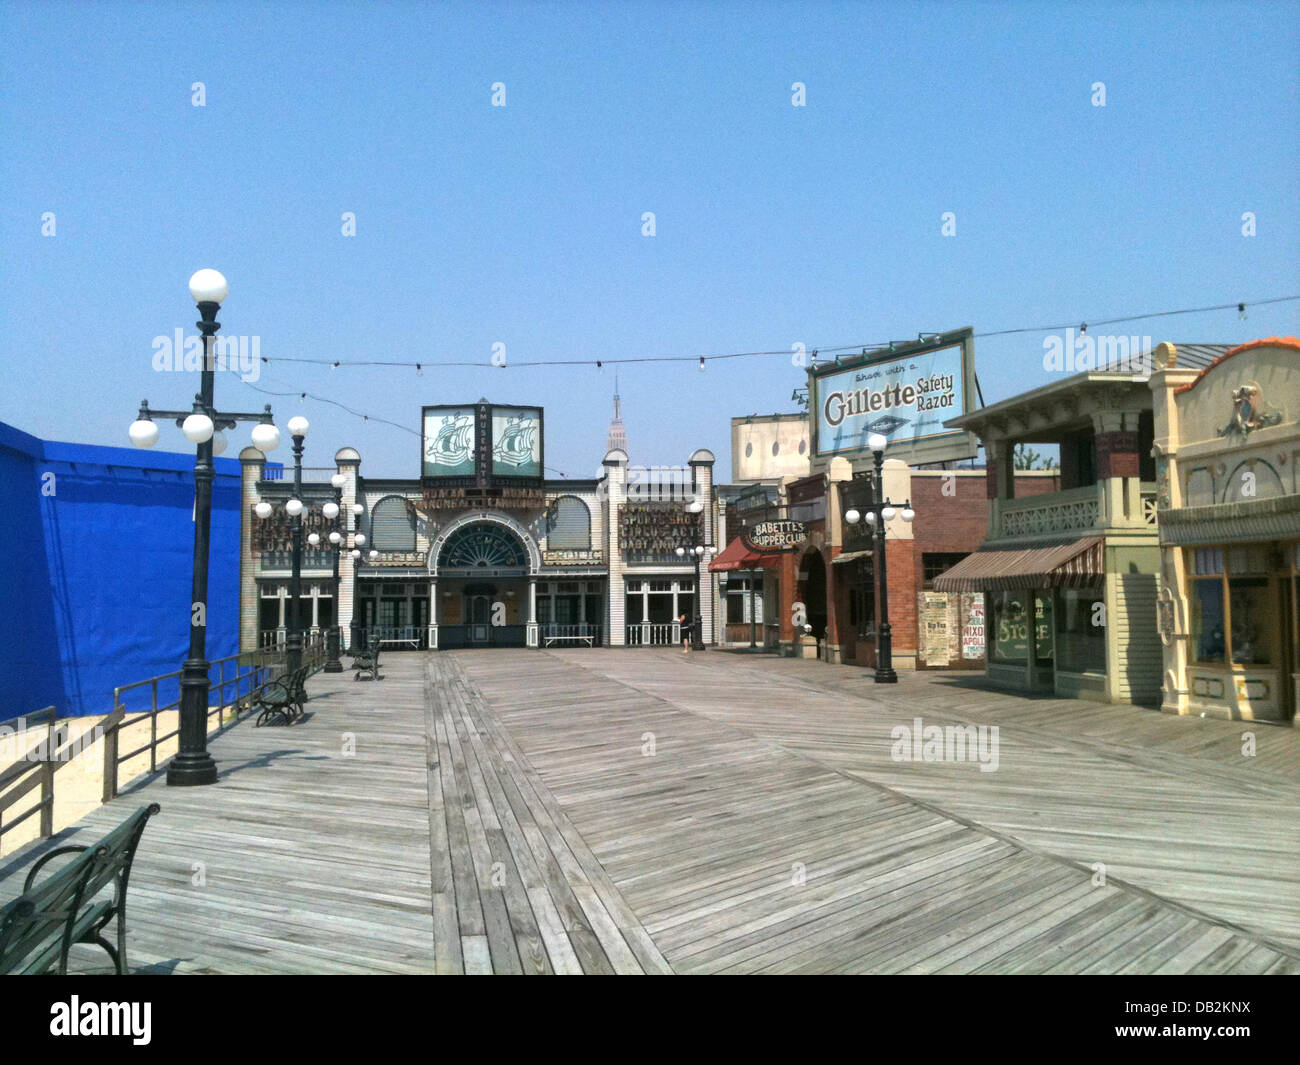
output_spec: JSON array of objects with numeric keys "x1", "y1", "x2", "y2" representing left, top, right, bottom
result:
[{"x1": 2, "y1": 0, "x2": 1297, "y2": 480}]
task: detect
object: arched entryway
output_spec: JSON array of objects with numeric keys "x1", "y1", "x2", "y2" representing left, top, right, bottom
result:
[
  {"x1": 800, "y1": 549, "x2": 828, "y2": 641},
  {"x1": 433, "y1": 520, "x2": 532, "y2": 648}
]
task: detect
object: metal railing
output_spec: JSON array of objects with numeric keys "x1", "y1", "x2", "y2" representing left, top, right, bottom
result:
[
  {"x1": 102, "y1": 633, "x2": 326, "y2": 801},
  {"x1": 626, "y1": 622, "x2": 680, "y2": 646},
  {"x1": 0, "y1": 635, "x2": 328, "y2": 854},
  {"x1": 0, "y1": 707, "x2": 58, "y2": 853},
  {"x1": 260, "y1": 466, "x2": 340, "y2": 483}
]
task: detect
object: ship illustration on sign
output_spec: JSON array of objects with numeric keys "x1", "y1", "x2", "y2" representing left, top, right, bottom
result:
[
  {"x1": 493, "y1": 414, "x2": 537, "y2": 468},
  {"x1": 427, "y1": 413, "x2": 474, "y2": 466}
]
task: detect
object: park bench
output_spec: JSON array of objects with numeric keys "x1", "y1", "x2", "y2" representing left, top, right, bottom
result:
[
  {"x1": 347, "y1": 643, "x2": 381, "y2": 681},
  {"x1": 252, "y1": 664, "x2": 312, "y2": 726},
  {"x1": 541, "y1": 624, "x2": 600, "y2": 648},
  {"x1": 542, "y1": 632, "x2": 597, "y2": 647},
  {"x1": 0, "y1": 803, "x2": 161, "y2": 975}
]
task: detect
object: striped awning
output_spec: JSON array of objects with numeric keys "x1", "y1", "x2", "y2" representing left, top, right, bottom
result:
[{"x1": 931, "y1": 536, "x2": 1105, "y2": 593}]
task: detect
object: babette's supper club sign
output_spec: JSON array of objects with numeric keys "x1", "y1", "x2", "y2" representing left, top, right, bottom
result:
[
  {"x1": 742, "y1": 519, "x2": 807, "y2": 553},
  {"x1": 812, "y1": 328, "x2": 978, "y2": 467}
]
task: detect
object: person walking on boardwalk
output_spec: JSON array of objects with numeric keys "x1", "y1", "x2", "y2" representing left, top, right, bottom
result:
[{"x1": 679, "y1": 613, "x2": 693, "y2": 654}]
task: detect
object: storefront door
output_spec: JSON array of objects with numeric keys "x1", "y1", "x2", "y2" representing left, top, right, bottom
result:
[{"x1": 468, "y1": 594, "x2": 491, "y2": 644}]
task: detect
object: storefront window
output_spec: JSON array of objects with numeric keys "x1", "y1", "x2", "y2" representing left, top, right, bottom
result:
[
  {"x1": 1229, "y1": 577, "x2": 1271, "y2": 665},
  {"x1": 726, "y1": 577, "x2": 763, "y2": 624},
  {"x1": 991, "y1": 592, "x2": 1029, "y2": 663},
  {"x1": 1033, "y1": 595, "x2": 1054, "y2": 663},
  {"x1": 1190, "y1": 576, "x2": 1226, "y2": 663},
  {"x1": 1055, "y1": 589, "x2": 1105, "y2": 673},
  {"x1": 1186, "y1": 546, "x2": 1279, "y2": 666}
]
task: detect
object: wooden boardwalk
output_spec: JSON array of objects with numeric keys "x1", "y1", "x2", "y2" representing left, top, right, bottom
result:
[{"x1": 2, "y1": 648, "x2": 1296, "y2": 974}]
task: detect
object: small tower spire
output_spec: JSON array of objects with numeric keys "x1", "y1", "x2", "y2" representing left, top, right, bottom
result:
[{"x1": 606, "y1": 374, "x2": 628, "y2": 454}]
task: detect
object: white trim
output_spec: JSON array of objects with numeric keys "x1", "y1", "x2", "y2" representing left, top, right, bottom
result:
[{"x1": 427, "y1": 511, "x2": 543, "y2": 576}]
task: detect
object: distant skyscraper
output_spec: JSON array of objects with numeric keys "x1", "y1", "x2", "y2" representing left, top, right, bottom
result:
[{"x1": 606, "y1": 375, "x2": 628, "y2": 454}]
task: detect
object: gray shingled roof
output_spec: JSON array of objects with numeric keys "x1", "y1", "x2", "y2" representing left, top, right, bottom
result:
[{"x1": 1089, "y1": 343, "x2": 1231, "y2": 377}]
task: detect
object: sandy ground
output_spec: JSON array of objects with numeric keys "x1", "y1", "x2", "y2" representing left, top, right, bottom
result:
[{"x1": 0, "y1": 705, "x2": 239, "y2": 857}]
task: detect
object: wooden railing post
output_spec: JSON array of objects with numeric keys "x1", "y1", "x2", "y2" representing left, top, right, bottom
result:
[
  {"x1": 39, "y1": 711, "x2": 55, "y2": 838},
  {"x1": 102, "y1": 696, "x2": 122, "y2": 803}
]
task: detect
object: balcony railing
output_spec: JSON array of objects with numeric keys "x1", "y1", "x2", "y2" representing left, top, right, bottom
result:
[
  {"x1": 997, "y1": 484, "x2": 1102, "y2": 539},
  {"x1": 1141, "y1": 484, "x2": 1158, "y2": 526},
  {"x1": 996, "y1": 482, "x2": 1160, "y2": 540},
  {"x1": 260, "y1": 467, "x2": 340, "y2": 483},
  {"x1": 259, "y1": 550, "x2": 336, "y2": 571}
]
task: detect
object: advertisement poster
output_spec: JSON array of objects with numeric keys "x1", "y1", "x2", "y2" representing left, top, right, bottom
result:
[
  {"x1": 491, "y1": 406, "x2": 542, "y2": 478},
  {"x1": 422, "y1": 407, "x2": 476, "y2": 478},
  {"x1": 962, "y1": 595, "x2": 985, "y2": 659},
  {"x1": 815, "y1": 343, "x2": 965, "y2": 455},
  {"x1": 923, "y1": 592, "x2": 951, "y2": 666}
]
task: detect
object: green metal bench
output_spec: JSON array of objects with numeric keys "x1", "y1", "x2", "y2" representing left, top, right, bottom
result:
[
  {"x1": 0, "y1": 803, "x2": 161, "y2": 975},
  {"x1": 252, "y1": 665, "x2": 311, "y2": 726},
  {"x1": 347, "y1": 644, "x2": 381, "y2": 682}
]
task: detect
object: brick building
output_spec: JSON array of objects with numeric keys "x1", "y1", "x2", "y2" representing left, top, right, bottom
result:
[{"x1": 762, "y1": 463, "x2": 1059, "y2": 669}]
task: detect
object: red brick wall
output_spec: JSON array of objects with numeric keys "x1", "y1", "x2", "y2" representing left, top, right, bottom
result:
[
  {"x1": 1096, "y1": 430, "x2": 1139, "y2": 479},
  {"x1": 911, "y1": 472, "x2": 1060, "y2": 559},
  {"x1": 882, "y1": 538, "x2": 917, "y2": 658}
]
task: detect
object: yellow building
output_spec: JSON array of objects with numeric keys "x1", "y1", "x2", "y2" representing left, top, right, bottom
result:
[{"x1": 1149, "y1": 338, "x2": 1300, "y2": 725}]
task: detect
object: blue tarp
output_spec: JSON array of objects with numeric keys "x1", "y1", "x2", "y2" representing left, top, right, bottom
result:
[{"x1": 0, "y1": 421, "x2": 242, "y2": 720}]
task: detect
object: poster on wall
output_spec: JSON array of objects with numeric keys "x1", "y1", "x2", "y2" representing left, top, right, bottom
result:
[
  {"x1": 923, "y1": 592, "x2": 951, "y2": 666},
  {"x1": 491, "y1": 406, "x2": 542, "y2": 479},
  {"x1": 962, "y1": 595, "x2": 985, "y2": 659},
  {"x1": 422, "y1": 407, "x2": 477, "y2": 478}
]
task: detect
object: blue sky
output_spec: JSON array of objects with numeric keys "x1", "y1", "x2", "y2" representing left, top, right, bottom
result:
[{"x1": 2, "y1": 0, "x2": 1297, "y2": 480}]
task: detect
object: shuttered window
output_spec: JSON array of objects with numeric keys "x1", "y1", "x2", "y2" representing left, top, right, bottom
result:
[
  {"x1": 371, "y1": 495, "x2": 416, "y2": 551},
  {"x1": 548, "y1": 496, "x2": 590, "y2": 549}
]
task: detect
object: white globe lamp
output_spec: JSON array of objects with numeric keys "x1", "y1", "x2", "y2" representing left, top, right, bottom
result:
[
  {"x1": 182, "y1": 413, "x2": 215, "y2": 444},
  {"x1": 129, "y1": 419, "x2": 159, "y2": 449},
  {"x1": 188, "y1": 269, "x2": 229, "y2": 305},
  {"x1": 251, "y1": 422, "x2": 281, "y2": 453}
]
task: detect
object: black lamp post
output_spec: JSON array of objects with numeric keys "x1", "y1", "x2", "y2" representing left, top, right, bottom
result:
[
  {"x1": 319, "y1": 476, "x2": 370, "y2": 663},
  {"x1": 686, "y1": 499, "x2": 713, "y2": 650},
  {"x1": 322, "y1": 473, "x2": 347, "y2": 673},
  {"x1": 844, "y1": 434, "x2": 915, "y2": 685},
  {"x1": 283, "y1": 418, "x2": 311, "y2": 674},
  {"x1": 128, "y1": 269, "x2": 281, "y2": 786}
]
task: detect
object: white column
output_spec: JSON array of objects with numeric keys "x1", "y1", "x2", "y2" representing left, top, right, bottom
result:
[
  {"x1": 527, "y1": 577, "x2": 539, "y2": 647},
  {"x1": 428, "y1": 578, "x2": 439, "y2": 650},
  {"x1": 605, "y1": 450, "x2": 628, "y2": 645}
]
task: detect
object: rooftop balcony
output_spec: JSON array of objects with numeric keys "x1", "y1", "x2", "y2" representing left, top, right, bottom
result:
[{"x1": 992, "y1": 482, "x2": 1157, "y2": 543}]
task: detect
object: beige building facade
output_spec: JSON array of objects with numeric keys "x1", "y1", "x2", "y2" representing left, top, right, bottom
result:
[
  {"x1": 936, "y1": 345, "x2": 1232, "y2": 704},
  {"x1": 1149, "y1": 338, "x2": 1300, "y2": 725}
]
